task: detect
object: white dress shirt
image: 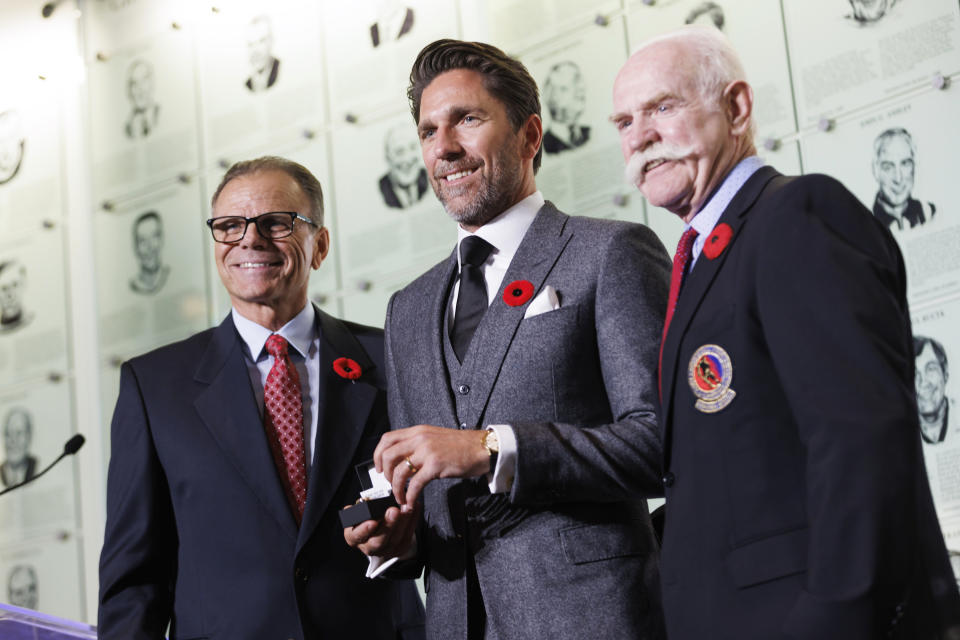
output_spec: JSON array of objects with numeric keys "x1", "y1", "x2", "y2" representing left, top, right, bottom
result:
[
  {"x1": 452, "y1": 190, "x2": 546, "y2": 494},
  {"x1": 367, "y1": 192, "x2": 545, "y2": 578},
  {"x1": 232, "y1": 303, "x2": 321, "y2": 469},
  {"x1": 687, "y1": 155, "x2": 764, "y2": 268}
]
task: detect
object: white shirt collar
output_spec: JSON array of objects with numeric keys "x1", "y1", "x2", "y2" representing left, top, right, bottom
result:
[
  {"x1": 455, "y1": 191, "x2": 544, "y2": 268},
  {"x1": 232, "y1": 303, "x2": 317, "y2": 361}
]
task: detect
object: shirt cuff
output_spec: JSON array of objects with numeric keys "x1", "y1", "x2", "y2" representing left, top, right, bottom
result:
[
  {"x1": 487, "y1": 424, "x2": 517, "y2": 494},
  {"x1": 365, "y1": 536, "x2": 417, "y2": 579}
]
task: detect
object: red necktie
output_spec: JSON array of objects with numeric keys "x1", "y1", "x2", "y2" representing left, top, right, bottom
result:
[
  {"x1": 263, "y1": 334, "x2": 308, "y2": 523},
  {"x1": 659, "y1": 228, "x2": 699, "y2": 399}
]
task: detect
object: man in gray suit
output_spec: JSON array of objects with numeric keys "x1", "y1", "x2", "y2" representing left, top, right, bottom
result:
[{"x1": 345, "y1": 39, "x2": 671, "y2": 639}]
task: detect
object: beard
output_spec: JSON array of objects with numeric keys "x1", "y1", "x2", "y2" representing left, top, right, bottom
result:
[
  {"x1": 624, "y1": 142, "x2": 695, "y2": 188},
  {"x1": 432, "y1": 145, "x2": 524, "y2": 228}
]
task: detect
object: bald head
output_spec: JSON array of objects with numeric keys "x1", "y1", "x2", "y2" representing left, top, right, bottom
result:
[{"x1": 612, "y1": 27, "x2": 755, "y2": 221}]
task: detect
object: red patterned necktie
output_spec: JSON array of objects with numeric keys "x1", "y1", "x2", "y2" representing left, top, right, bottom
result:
[
  {"x1": 263, "y1": 334, "x2": 307, "y2": 523},
  {"x1": 659, "y1": 227, "x2": 699, "y2": 399}
]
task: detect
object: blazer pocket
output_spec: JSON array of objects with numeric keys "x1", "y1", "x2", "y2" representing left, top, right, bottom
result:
[
  {"x1": 518, "y1": 302, "x2": 579, "y2": 328},
  {"x1": 559, "y1": 519, "x2": 650, "y2": 565},
  {"x1": 725, "y1": 526, "x2": 807, "y2": 588}
]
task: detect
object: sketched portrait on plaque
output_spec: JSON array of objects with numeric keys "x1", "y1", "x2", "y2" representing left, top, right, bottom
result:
[
  {"x1": 0, "y1": 407, "x2": 38, "y2": 489},
  {"x1": 0, "y1": 110, "x2": 25, "y2": 186},
  {"x1": 124, "y1": 58, "x2": 160, "y2": 139},
  {"x1": 915, "y1": 335, "x2": 952, "y2": 445},
  {"x1": 871, "y1": 128, "x2": 935, "y2": 231},
  {"x1": 129, "y1": 211, "x2": 170, "y2": 295},
  {"x1": 378, "y1": 125, "x2": 428, "y2": 210},
  {"x1": 542, "y1": 61, "x2": 590, "y2": 155},
  {"x1": 369, "y1": 0, "x2": 415, "y2": 48},
  {"x1": 0, "y1": 260, "x2": 31, "y2": 333},
  {"x1": 7, "y1": 564, "x2": 38, "y2": 610},
  {"x1": 684, "y1": 2, "x2": 726, "y2": 31},
  {"x1": 846, "y1": 0, "x2": 897, "y2": 24},
  {"x1": 245, "y1": 14, "x2": 282, "y2": 93}
]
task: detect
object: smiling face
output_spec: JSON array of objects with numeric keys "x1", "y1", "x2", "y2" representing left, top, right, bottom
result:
[
  {"x1": 916, "y1": 342, "x2": 947, "y2": 415},
  {"x1": 416, "y1": 69, "x2": 539, "y2": 230},
  {"x1": 613, "y1": 40, "x2": 747, "y2": 222},
  {"x1": 211, "y1": 170, "x2": 328, "y2": 329},
  {"x1": 874, "y1": 135, "x2": 915, "y2": 207}
]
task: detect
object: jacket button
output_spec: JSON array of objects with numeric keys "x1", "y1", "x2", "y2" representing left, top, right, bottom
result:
[
  {"x1": 458, "y1": 384, "x2": 470, "y2": 395},
  {"x1": 459, "y1": 422, "x2": 468, "y2": 429},
  {"x1": 662, "y1": 472, "x2": 675, "y2": 487},
  {"x1": 294, "y1": 567, "x2": 307, "y2": 582}
]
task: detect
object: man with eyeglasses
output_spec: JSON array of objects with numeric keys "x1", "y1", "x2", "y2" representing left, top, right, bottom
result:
[{"x1": 98, "y1": 156, "x2": 425, "y2": 640}]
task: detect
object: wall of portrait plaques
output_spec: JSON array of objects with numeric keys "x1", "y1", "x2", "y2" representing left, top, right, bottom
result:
[{"x1": 0, "y1": 0, "x2": 958, "y2": 625}]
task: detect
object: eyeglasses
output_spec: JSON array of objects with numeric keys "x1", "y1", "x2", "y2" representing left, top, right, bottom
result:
[{"x1": 206, "y1": 211, "x2": 317, "y2": 244}]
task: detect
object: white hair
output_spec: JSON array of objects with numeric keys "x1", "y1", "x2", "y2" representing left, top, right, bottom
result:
[
  {"x1": 632, "y1": 26, "x2": 754, "y2": 140},
  {"x1": 634, "y1": 26, "x2": 748, "y2": 106}
]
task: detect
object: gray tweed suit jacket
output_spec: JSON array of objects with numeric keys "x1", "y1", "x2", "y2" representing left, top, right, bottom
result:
[{"x1": 384, "y1": 203, "x2": 671, "y2": 639}]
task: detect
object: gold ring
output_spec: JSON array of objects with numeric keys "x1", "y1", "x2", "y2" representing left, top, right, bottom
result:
[{"x1": 405, "y1": 457, "x2": 418, "y2": 474}]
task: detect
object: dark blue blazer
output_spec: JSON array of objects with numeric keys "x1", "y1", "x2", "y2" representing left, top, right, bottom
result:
[
  {"x1": 659, "y1": 168, "x2": 960, "y2": 640},
  {"x1": 98, "y1": 308, "x2": 424, "y2": 640}
]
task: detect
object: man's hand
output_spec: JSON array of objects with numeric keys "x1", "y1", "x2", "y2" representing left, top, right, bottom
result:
[
  {"x1": 375, "y1": 425, "x2": 492, "y2": 507},
  {"x1": 343, "y1": 502, "x2": 420, "y2": 558}
]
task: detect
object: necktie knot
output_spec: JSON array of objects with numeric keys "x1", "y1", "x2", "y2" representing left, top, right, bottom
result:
[
  {"x1": 460, "y1": 235, "x2": 494, "y2": 269},
  {"x1": 265, "y1": 334, "x2": 288, "y2": 358},
  {"x1": 678, "y1": 227, "x2": 699, "y2": 258}
]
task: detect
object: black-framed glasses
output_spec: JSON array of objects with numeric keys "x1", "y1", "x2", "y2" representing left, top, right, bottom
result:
[{"x1": 206, "y1": 211, "x2": 318, "y2": 244}]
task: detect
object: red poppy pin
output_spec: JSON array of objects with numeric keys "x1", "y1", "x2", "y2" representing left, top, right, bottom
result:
[
  {"x1": 703, "y1": 223, "x2": 733, "y2": 260},
  {"x1": 503, "y1": 280, "x2": 535, "y2": 306},
  {"x1": 332, "y1": 357, "x2": 362, "y2": 380}
]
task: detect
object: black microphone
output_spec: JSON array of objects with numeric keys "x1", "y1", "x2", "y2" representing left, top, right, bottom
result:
[{"x1": 0, "y1": 433, "x2": 85, "y2": 497}]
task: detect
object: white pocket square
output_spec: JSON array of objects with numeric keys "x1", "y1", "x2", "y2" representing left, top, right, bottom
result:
[{"x1": 523, "y1": 285, "x2": 561, "y2": 319}]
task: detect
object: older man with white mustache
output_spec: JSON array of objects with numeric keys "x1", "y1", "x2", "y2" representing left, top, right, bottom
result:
[{"x1": 612, "y1": 25, "x2": 960, "y2": 640}]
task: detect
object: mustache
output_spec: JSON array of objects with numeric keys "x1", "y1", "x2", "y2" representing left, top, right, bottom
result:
[{"x1": 624, "y1": 144, "x2": 694, "y2": 185}]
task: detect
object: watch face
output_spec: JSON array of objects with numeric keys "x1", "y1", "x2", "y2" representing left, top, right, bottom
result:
[{"x1": 485, "y1": 429, "x2": 500, "y2": 453}]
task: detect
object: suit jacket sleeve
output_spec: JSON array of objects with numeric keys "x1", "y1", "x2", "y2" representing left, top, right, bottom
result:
[
  {"x1": 382, "y1": 293, "x2": 427, "y2": 579},
  {"x1": 510, "y1": 223, "x2": 671, "y2": 503},
  {"x1": 98, "y1": 362, "x2": 176, "y2": 639},
  {"x1": 756, "y1": 177, "x2": 918, "y2": 636}
]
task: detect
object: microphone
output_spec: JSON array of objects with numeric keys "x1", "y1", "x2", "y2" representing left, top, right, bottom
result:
[{"x1": 0, "y1": 433, "x2": 85, "y2": 497}]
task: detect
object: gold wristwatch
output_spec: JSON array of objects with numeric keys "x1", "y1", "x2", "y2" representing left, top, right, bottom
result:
[{"x1": 481, "y1": 428, "x2": 500, "y2": 471}]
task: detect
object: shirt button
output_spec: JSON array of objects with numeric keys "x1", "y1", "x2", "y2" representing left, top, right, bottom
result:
[
  {"x1": 662, "y1": 472, "x2": 675, "y2": 488},
  {"x1": 459, "y1": 422, "x2": 468, "y2": 429},
  {"x1": 294, "y1": 567, "x2": 307, "y2": 582},
  {"x1": 458, "y1": 384, "x2": 470, "y2": 395}
]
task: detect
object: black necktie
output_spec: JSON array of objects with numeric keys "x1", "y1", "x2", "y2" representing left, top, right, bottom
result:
[{"x1": 452, "y1": 236, "x2": 494, "y2": 361}]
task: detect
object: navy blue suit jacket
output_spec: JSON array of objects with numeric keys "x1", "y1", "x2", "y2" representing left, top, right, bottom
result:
[
  {"x1": 659, "y1": 168, "x2": 960, "y2": 639},
  {"x1": 98, "y1": 308, "x2": 424, "y2": 639}
]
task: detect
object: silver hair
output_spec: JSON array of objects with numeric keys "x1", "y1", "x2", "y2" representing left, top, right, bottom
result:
[
  {"x1": 634, "y1": 26, "x2": 747, "y2": 106},
  {"x1": 873, "y1": 127, "x2": 916, "y2": 162}
]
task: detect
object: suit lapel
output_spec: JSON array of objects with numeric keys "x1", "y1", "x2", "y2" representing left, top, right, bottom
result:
[
  {"x1": 459, "y1": 203, "x2": 572, "y2": 427},
  {"x1": 298, "y1": 307, "x2": 378, "y2": 549},
  {"x1": 193, "y1": 314, "x2": 299, "y2": 541},
  {"x1": 661, "y1": 167, "x2": 781, "y2": 459}
]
